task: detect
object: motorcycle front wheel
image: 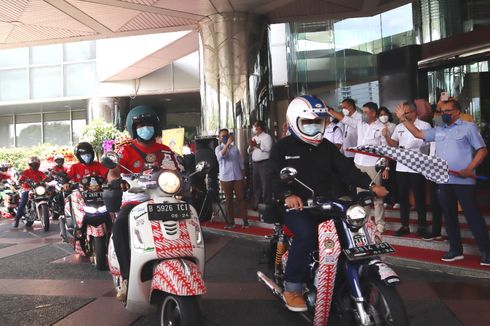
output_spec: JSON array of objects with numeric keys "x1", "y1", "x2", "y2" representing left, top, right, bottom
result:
[
  {"x1": 40, "y1": 204, "x2": 50, "y2": 232},
  {"x1": 159, "y1": 295, "x2": 201, "y2": 326},
  {"x1": 91, "y1": 236, "x2": 108, "y2": 271},
  {"x1": 361, "y1": 277, "x2": 409, "y2": 326}
]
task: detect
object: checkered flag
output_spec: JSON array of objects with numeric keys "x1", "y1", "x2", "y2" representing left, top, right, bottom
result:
[{"x1": 349, "y1": 145, "x2": 449, "y2": 184}]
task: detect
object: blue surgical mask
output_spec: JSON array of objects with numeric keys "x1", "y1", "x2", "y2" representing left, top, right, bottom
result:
[
  {"x1": 136, "y1": 126, "x2": 155, "y2": 141},
  {"x1": 221, "y1": 136, "x2": 228, "y2": 144},
  {"x1": 303, "y1": 123, "x2": 322, "y2": 135},
  {"x1": 81, "y1": 154, "x2": 92, "y2": 164},
  {"x1": 441, "y1": 113, "x2": 452, "y2": 125}
]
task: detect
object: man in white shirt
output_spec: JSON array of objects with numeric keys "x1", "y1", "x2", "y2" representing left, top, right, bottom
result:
[
  {"x1": 248, "y1": 120, "x2": 273, "y2": 208},
  {"x1": 384, "y1": 102, "x2": 431, "y2": 237},
  {"x1": 339, "y1": 98, "x2": 362, "y2": 157},
  {"x1": 323, "y1": 115, "x2": 343, "y2": 149},
  {"x1": 329, "y1": 102, "x2": 387, "y2": 233}
]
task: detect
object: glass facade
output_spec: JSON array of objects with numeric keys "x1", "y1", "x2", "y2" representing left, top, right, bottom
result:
[
  {"x1": 0, "y1": 109, "x2": 86, "y2": 148},
  {"x1": 287, "y1": 3, "x2": 415, "y2": 106},
  {"x1": 286, "y1": 0, "x2": 490, "y2": 112},
  {"x1": 0, "y1": 41, "x2": 97, "y2": 102}
]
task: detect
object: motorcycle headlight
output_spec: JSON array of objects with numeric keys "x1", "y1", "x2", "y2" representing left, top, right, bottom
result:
[
  {"x1": 346, "y1": 205, "x2": 368, "y2": 228},
  {"x1": 157, "y1": 171, "x2": 181, "y2": 194},
  {"x1": 35, "y1": 186, "x2": 46, "y2": 196}
]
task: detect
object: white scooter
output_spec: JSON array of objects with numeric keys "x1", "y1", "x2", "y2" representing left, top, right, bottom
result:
[{"x1": 104, "y1": 153, "x2": 207, "y2": 326}]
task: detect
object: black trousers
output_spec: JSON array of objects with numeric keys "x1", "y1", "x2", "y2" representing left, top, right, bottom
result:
[
  {"x1": 429, "y1": 182, "x2": 443, "y2": 235},
  {"x1": 396, "y1": 171, "x2": 426, "y2": 228},
  {"x1": 252, "y1": 160, "x2": 271, "y2": 205},
  {"x1": 437, "y1": 184, "x2": 490, "y2": 255},
  {"x1": 113, "y1": 203, "x2": 137, "y2": 280}
]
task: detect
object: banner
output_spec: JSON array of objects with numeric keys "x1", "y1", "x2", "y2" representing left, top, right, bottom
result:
[{"x1": 161, "y1": 128, "x2": 185, "y2": 156}]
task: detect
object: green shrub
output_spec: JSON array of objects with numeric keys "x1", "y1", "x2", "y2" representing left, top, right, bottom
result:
[
  {"x1": 81, "y1": 119, "x2": 123, "y2": 159},
  {"x1": 0, "y1": 144, "x2": 74, "y2": 171}
]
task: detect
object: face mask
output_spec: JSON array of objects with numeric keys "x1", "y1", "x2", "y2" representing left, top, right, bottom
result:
[
  {"x1": 342, "y1": 109, "x2": 350, "y2": 116},
  {"x1": 221, "y1": 136, "x2": 228, "y2": 144},
  {"x1": 441, "y1": 113, "x2": 452, "y2": 125},
  {"x1": 303, "y1": 123, "x2": 322, "y2": 135},
  {"x1": 56, "y1": 161, "x2": 63, "y2": 167},
  {"x1": 136, "y1": 126, "x2": 155, "y2": 141},
  {"x1": 433, "y1": 115, "x2": 444, "y2": 127},
  {"x1": 362, "y1": 114, "x2": 369, "y2": 123},
  {"x1": 81, "y1": 154, "x2": 92, "y2": 164},
  {"x1": 379, "y1": 116, "x2": 389, "y2": 124}
]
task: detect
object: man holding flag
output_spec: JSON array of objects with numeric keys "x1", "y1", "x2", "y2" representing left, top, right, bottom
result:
[{"x1": 395, "y1": 99, "x2": 489, "y2": 266}]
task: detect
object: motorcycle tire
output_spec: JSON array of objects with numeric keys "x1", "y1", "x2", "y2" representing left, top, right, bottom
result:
[
  {"x1": 361, "y1": 277, "x2": 409, "y2": 326},
  {"x1": 51, "y1": 212, "x2": 60, "y2": 220},
  {"x1": 59, "y1": 218, "x2": 68, "y2": 243},
  {"x1": 92, "y1": 236, "x2": 108, "y2": 271},
  {"x1": 40, "y1": 205, "x2": 50, "y2": 232},
  {"x1": 159, "y1": 295, "x2": 201, "y2": 326}
]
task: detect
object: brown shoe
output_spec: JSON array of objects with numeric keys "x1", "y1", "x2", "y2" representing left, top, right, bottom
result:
[{"x1": 283, "y1": 291, "x2": 307, "y2": 312}]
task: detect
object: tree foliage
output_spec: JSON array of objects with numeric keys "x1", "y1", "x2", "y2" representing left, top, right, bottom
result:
[{"x1": 81, "y1": 119, "x2": 123, "y2": 158}]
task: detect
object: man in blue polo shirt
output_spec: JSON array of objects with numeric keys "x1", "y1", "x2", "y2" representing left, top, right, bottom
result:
[{"x1": 395, "y1": 99, "x2": 489, "y2": 266}]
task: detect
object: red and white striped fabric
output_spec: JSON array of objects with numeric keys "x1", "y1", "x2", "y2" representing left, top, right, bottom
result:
[
  {"x1": 151, "y1": 259, "x2": 206, "y2": 296},
  {"x1": 314, "y1": 220, "x2": 341, "y2": 326},
  {"x1": 151, "y1": 220, "x2": 193, "y2": 259}
]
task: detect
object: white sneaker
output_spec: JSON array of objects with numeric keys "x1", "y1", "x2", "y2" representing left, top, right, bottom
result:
[
  {"x1": 116, "y1": 279, "x2": 128, "y2": 301},
  {"x1": 392, "y1": 203, "x2": 400, "y2": 209}
]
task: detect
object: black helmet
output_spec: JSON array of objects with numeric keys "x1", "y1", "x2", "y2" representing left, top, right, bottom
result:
[
  {"x1": 28, "y1": 156, "x2": 41, "y2": 170},
  {"x1": 125, "y1": 105, "x2": 160, "y2": 143},
  {"x1": 74, "y1": 142, "x2": 95, "y2": 164},
  {"x1": 0, "y1": 162, "x2": 10, "y2": 172}
]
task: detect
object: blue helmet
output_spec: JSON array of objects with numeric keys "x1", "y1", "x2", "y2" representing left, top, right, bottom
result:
[{"x1": 125, "y1": 105, "x2": 161, "y2": 143}]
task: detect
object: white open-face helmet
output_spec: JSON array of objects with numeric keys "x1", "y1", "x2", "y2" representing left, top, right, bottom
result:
[{"x1": 286, "y1": 95, "x2": 329, "y2": 146}]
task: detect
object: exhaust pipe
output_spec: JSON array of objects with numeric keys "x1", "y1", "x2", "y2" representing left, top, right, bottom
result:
[{"x1": 257, "y1": 271, "x2": 283, "y2": 297}]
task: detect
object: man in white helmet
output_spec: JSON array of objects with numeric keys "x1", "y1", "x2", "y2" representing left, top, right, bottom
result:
[{"x1": 270, "y1": 95, "x2": 388, "y2": 312}]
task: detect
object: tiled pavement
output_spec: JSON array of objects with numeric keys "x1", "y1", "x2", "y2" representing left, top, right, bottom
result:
[{"x1": 1, "y1": 217, "x2": 490, "y2": 326}]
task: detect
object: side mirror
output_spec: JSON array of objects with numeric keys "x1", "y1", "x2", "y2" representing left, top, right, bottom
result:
[
  {"x1": 195, "y1": 161, "x2": 211, "y2": 174},
  {"x1": 101, "y1": 151, "x2": 119, "y2": 169},
  {"x1": 280, "y1": 167, "x2": 298, "y2": 183},
  {"x1": 374, "y1": 157, "x2": 388, "y2": 172}
]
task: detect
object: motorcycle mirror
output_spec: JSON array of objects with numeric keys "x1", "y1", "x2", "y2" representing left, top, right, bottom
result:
[
  {"x1": 195, "y1": 161, "x2": 210, "y2": 174},
  {"x1": 101, "y1": 151, "x2": 119, "y2": 169},
  {"x1": 374, "y1": 158, "x2": 388, "y2": 173},
  {"x1": 280, "y1": 167, "x2": 298, "y2": 183}
]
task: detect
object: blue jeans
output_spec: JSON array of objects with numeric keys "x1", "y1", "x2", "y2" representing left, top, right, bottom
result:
[
  {"x1": 15, "y1": 191, "x2": 29, "y2": 222},
  {"x1": 283, "y1": 210, "x2": 319, "y2": 288},
  {"x1": 437, "y1": 184, "x2": 490, "y2": 255}
]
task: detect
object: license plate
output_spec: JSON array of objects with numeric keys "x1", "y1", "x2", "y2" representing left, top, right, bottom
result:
[
  {"x1": 84, "y1": 191, "x2": 103, "y2": 200},
  {"x1": 147, "y1": 203, "x2": 191, "y2": 221},
  {"x1": 343, "y1": 242, "x2": 395, "y2": 261}
]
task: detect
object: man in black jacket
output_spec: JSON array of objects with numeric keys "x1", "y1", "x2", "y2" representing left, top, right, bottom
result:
[{"x1": 271, "y1": 95, "x2": 388, "y2": 312}]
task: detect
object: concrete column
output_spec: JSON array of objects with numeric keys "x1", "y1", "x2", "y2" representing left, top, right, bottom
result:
[{"x1": 198, "y1": 13, "x2": 271, "y2": 153}]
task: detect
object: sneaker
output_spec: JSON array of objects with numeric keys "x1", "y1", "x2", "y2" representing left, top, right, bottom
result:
[
  {"x1": 283, "y1": 291, "x2": 307, "y2": 312},
  {"x1": 416, "y1": 228, "x2": 429, "y2": 237},
  {"x1": 394, "y1": 226, "x2": 410, "y2": 237},
  {"x1": 383, "y1": 203, "x2": 388, "y2": 208},
  {"x1": 12, "y1": 219, "x2": 19, "y2": 228},
  {"x1": 392, "y1": 203, "x2": 400, "y2": 209},
  {"x1": 441, "y1": 252, "x2": 464, "y2": 262},
  {"x1": 481, "y1": 253, "x2": 490, "y2": 266},
  {"x1": 422, "y1": 233, "x2": 443, "y2": 241},
  {"x1": 224, "y1": 224, "x2": 236, "y2": 230},
  {"x1": 116, "y1": 279, "x2": 128, "y2": 301},
  {"x1": 242, "y1": 222, "x2": 250, "y2": 229}
]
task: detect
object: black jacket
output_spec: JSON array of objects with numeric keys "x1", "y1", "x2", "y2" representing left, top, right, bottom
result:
[{"x1": 270, "y1": 136, "x2": 372, "y2": 201}]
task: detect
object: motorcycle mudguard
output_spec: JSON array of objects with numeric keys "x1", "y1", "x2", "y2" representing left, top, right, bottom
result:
[
  {"x1": 87, "y1": 224, "x2": 105, "y2": 237},
  {"x1": 366, "y1": 259, "x2": 400, "y2": 286},
  {"x1": 150, "y1": 259, "x2": 206, "y2": 297},
  {"x1": 314, "y1": 220, "x2": 341, "y2": 326}
]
